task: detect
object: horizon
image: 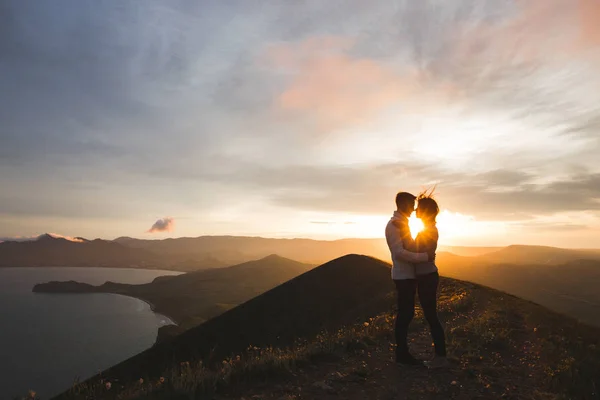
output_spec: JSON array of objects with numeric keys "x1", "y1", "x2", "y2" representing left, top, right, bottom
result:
[
  {"x1": 2, "y1": 231, "x2": 600, "y2": 251},
  {"x1": 2, "y1": 1, "x2": 600, "y2": 248}
]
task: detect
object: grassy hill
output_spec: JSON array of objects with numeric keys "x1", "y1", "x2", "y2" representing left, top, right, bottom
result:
[{"x1": 49, "y1": 255, "x2": 600, "y2": 400}]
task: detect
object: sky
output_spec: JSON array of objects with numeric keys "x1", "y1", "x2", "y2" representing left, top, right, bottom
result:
[{"x1": 1, "y1": 0, "x2": 599, "y2": 247}]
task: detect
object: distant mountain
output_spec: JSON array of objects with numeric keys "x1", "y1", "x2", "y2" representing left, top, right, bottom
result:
[
  {"x1": 34, "y1": 254, "x2": 315, "y2": 334},
  {"x1": 473, "y1": 244, "x2": 600, "y2": 265},
  {"x1": 0, "y1": 234, "x2": 225, "y2": 272},
  {"x1": 437, "y1": 245, "x2": 502, "y2": 257},
  {"x1": 437, "y1": 251, "x2": 600, "y2": 327},
  {"x1": 113, "y1": 235, "x2": 389, "y2": 265},
  {"x1": 0, "y1": 234, "x2": 166, "y2": 269}
]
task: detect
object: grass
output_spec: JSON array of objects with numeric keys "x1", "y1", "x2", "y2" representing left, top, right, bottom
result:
[{"x1": 60, "y1": 315, "x2": 391, "y2": 400}]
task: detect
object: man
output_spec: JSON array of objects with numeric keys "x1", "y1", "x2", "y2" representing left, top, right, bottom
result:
[{"x1": 385, "y1": 191, "x2": 435, "y2": 365}]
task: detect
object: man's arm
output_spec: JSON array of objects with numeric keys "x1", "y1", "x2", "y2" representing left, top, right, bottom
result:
[{"x1": 386, "y1": 223, "x2": 429, "y2": 263}]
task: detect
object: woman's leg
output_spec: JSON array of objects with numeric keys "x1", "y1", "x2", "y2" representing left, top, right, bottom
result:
[
  {"x1": 417, "y1": 272, "x2": 447, "y2": 357},
  {"x1": 394, "y1": 279, "x2": 418, "y2": 361}
]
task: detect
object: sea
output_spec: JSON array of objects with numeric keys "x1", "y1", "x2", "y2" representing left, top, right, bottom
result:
[{"x1": 0, "y1": 267, "x2": 183, "y2": 399}]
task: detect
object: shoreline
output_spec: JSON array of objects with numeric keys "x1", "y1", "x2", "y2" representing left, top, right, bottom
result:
[
  {"x1": 123, "y1": 295, "x2": 180, "y2": 326},
  {"x1": 42, "y1": 290, "x2": 181, "y2": 326}
]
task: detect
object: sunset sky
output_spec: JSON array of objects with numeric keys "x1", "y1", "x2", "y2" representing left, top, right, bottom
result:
[{"x1": 1, "y1": 0, "x2": 599, "y2": 247}]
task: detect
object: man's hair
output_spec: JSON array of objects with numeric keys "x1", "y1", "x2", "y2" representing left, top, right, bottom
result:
[
  {"x1": 417, "y1": 187, "x2": 440, "y2": 221},
  {"x1": 395, "y1": 192, "x2": 416, "y2": 210}
]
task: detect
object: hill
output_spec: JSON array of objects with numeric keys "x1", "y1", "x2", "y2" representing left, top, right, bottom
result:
[
  {"x1": 51, "y1": 255, "x2": 600, "y2": 400},
  {"x1": 436, "y1": 252, "x2": 600, "y2": 327},
  {"x1": 473, "y1": 244, "x2": 600, "y2": 265},
  {"x1": 34, "y1": 255, "x2": 315, "y2": 335}
]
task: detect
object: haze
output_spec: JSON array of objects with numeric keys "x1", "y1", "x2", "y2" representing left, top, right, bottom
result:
[{"x1": 1, "y1": 0, "x2": 599, "y2": 247}]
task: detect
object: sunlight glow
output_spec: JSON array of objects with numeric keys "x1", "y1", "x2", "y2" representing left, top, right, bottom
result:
[{"x1": 408, "y1": 212, "x2": 424, "y2": 239}]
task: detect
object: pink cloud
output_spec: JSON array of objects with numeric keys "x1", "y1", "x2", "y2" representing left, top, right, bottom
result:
[
  {"x1": 148, "y1": 217, "x2": 175, "y2": 233},
  {"x1": 263, "y1": 37, "x2": 461, "y2": 132}
]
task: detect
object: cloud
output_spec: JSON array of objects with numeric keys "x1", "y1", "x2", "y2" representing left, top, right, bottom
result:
[
  {"x1": 188, "y1": 158, "x2": 600, "y2": 219},
  {"x1": 148, "y1": 217, "x2": 175, "y2": 233},
  {"x1": 263, "y1": 36, "x2": 461, "y2": 133}
]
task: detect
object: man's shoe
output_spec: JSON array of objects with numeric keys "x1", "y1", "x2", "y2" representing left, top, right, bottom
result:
[
  {"x1": 395, "y1": 353, "x2": 424, "y2": 366},
  {"x1": 424, "y1": 356, "x2": 450, "y2": 369}
]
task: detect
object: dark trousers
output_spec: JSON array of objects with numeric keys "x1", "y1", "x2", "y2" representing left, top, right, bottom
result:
[{"x1": 394, "y1": 272, "x2": 446, "y2": 357}]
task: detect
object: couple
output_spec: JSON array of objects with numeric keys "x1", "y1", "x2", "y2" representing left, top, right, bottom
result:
[{"x1": 385, "y1": 190, "x2": 448, "y2": 368}]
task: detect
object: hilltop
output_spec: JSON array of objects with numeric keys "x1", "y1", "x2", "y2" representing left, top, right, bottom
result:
[{"x1": 52, "y1": 255, "x2": 600, "y2": 400}]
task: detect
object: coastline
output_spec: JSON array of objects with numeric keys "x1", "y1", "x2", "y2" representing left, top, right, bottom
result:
[{"x1": 124, "y1": 295, "x2": 179, "y2": 326}]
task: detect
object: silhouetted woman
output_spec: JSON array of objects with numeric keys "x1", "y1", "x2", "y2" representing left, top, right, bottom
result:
[{"x1": 414, "y1": 191, "x2": 448, "y2": 368}]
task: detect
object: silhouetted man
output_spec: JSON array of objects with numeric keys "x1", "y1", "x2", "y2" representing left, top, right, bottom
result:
[{"x1": 385, "y1": 191, "x2": 434, "y2": 365}]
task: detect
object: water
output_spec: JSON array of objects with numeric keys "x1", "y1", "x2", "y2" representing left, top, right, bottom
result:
[{"x1": 0, "y1": 267, "x2": 183, "y2": 399}]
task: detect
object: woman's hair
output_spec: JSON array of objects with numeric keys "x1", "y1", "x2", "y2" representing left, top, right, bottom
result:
[{"x1": 417, "y1": 187, "x2": 439, "y2": 223}]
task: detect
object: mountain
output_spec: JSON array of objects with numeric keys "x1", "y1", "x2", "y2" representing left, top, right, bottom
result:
[
  {"x1": 437, "y1": 245, "x2": 502, "y2": 257},
  {"x1": 0, "y1": 234, "x2": 167, "y2": 269},
  {"x1": 436, "y1": 251, "x2": 600, "y2": 327},
  {"x1": 113, "y1": 235, "x2": 390, "y2": 265},
  {"x1": 34, "y1": 255, "x2": 315, "y2": 334},
  {"x1": 473, "y1": 244, "x2": 600, "y2": 265},
  {"x1": 0, "y1": 234, "x2": 225, "y2": 272},
  {"x1": 49, "y1": 254, "x2": 600, "y2": 400}
]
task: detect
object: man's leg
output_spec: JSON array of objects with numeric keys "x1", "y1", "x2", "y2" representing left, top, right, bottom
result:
[
  {"x1": 417, "y1": 272, "x2": 447, "y2": 358},
  {"x1": 394, "y1": 279, "x2": 418, "y2": 364}
]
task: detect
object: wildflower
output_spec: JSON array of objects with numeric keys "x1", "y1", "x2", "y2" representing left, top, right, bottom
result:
[{"x1": 105, "y1": 382, "x2": 112, "y2": 390}]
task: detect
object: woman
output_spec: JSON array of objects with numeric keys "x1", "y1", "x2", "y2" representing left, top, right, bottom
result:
[{"x1": 414, "y1": 191, "x2": 448, "y2": 368}]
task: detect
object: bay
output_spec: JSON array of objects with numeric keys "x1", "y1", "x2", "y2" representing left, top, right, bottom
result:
[{"x1": 0, "y1": 267, "x2": 182, "y2": 399}]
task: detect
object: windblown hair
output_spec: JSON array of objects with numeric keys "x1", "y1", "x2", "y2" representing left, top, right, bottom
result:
[{"x1": 417, "y1": 187, "x2": 439, "y2": 223}]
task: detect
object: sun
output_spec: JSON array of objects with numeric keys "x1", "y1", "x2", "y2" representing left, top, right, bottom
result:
[{"x1": 408, "y1": 212, "x2": 424, "y2": 239}]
